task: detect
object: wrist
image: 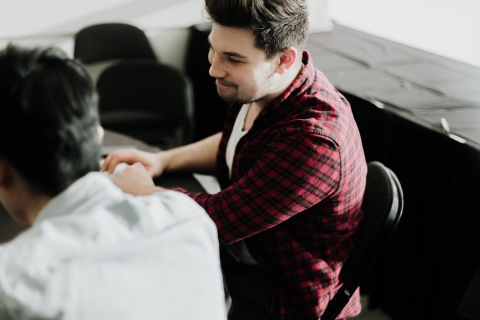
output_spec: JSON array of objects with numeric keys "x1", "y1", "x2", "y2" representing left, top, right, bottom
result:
[
  {"x1": 158, "y1": 150, "x2": 174, "y2": 173},
  {"x1": 137, "y1": 185, "x2": 165, "y2": 196}
]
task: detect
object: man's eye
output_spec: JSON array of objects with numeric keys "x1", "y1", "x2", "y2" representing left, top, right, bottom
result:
[{"x1": 228, "y1": 57, "x2": 241, "y2": 64}]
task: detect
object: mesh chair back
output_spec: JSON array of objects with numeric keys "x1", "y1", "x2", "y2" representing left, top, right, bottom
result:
[
  {"x1": 322, "y1": 161, "x2": 404, "y2": 319},
  {"x1": 96, "y1": 61, "x2": 193, "y2": 148},
  {"x1": 74, "y1": 23, "x2": 157, "y2": 64}
]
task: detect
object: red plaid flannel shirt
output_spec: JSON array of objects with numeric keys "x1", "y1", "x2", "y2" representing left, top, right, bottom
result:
[{"x1": 174, "y1": 51, "x2": 367, "y2": 319}]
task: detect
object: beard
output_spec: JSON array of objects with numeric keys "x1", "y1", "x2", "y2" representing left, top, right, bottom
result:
[
  {"x1": 215, "y1": 82, "x2": 246, "y2": 105},
  {"x1": 215, "y1": 66, "x2": 276, "y2": 105}
]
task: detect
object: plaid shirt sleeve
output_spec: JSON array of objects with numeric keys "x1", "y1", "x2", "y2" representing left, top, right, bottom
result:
[{"x1": 171, "y1": 130, "x2": 340, "y2": 245}]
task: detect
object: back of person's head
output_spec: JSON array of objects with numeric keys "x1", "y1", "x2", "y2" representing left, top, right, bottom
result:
[
  {"x1": 0, "y1": 44, "x2": 101, "y2": 197},
  {"x1": 204, "y1": 0, "x2": 309, "y2": 60}
]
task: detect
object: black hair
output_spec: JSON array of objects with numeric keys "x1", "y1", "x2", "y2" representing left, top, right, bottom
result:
[
  {"x1": 0, "y1": 44, "x2": 101, "y2": 196},
  {"x1": 205, "y1": 0, "x2": 309, "y2": 60}
]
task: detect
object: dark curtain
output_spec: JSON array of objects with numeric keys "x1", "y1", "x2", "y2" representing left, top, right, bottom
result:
[{"x1": 344, "y1": 91, "x2": 480, "y2": 320}]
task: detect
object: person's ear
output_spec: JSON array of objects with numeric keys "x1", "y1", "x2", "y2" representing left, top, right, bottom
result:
[
  {"x1": 275, "y1": 47, "x2": 298, "y2": 75},
  {"x1": 97, "y1": 125, "x2": 105, "y2": 143},
  {"x1": 0, "y1": 158, "x2": 13, "y2": 188}
]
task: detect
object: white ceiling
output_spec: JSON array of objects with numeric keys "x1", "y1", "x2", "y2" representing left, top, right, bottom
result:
[{"x1": 0, "y1": 0, "x2": 479, "y2": 67}]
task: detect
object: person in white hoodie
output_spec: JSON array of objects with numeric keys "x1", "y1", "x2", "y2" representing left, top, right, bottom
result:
[{"x1": 0, "y1": 44, "x2": 226, "y2": 320}]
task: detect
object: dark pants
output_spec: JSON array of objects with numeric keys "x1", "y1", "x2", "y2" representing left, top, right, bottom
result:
[{"x1": 220, "y1": 247, "x2": 271, "y2": 320}]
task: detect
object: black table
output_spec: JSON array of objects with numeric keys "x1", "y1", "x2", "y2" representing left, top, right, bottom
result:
[
  {"x1": 0, "y1": 130, "x2": 205, "y2": 244},
  {"x1": 103, "y1": 130, "x2": 205, "y2": 192}
]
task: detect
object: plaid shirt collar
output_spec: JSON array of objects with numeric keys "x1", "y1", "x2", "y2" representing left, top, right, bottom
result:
[{"x1": 260, "y1": 51, "x2": 315, "y2": 123}]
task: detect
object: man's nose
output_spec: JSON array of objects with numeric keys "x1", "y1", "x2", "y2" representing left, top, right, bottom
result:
[{"x1": 209, "y1": 54, "x2": 227, "y2": 79}]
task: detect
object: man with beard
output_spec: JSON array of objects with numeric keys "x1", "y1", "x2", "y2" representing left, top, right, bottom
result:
[{"x1": 102, "y1": 0, "x2": 367, "y2": 319}]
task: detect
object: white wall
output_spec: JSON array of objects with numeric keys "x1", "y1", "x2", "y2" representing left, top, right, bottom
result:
[
  {"x1": 1, "y1": 0, "x2": 479, "y2": 68},
  {"x1": 329, "y1": 0, "x2": 480, "y2": 67},
  {"x1": 0, "y1": 0, "x2": 206, "y2": 71}
]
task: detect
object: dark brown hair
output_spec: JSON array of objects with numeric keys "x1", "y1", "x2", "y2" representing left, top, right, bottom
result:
[
  {"x1": 0, "y1": 44, "x2": 100, "y2": 196},
  {"x1": 205, "y1": 0, "x2": 309, "y2": 60}
]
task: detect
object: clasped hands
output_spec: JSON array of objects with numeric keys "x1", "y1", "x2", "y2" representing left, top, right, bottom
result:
[{"x1": 101, "y1": 149, "x2": 166, "y2": 196}]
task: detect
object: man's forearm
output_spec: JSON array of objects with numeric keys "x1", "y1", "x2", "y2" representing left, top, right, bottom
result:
[{"x1": 161, "y1": 132, "x2": 222, "y2": 175}]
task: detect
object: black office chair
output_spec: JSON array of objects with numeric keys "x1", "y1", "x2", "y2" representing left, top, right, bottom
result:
[
  {"x1": 96, "y1": 61, "x2": 194, "y2": 149},
  {"x1": 74, "y1": 23, "x2": 157, "y2": 64},
  {"x1": 321, "y1": 161, "x2": 404, "y2": 320}
]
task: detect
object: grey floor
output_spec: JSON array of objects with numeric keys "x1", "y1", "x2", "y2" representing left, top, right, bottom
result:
[{"x1": 353, "y1": 295, "x2": 392, "y2": 320}]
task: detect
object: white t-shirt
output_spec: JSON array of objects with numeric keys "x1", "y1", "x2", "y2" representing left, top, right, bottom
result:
[
  {"x1": 225, "y1": 104, "x2": 249, "y2": 178},
  {"x1": 224, "y1": 104, "x2": 258, "y2": 265},
  {"x1": 0, "y1": 172, "x2": 226, "y2": 320}
]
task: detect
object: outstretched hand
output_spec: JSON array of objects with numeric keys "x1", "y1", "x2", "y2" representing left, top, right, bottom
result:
[{"x1": 101, "y1": 149, "x2": 165, "y2": 178}]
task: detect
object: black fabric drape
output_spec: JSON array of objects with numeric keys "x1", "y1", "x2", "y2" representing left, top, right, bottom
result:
[{"x1": 344, "y1": 91, "x2": 480, "y2": 320}]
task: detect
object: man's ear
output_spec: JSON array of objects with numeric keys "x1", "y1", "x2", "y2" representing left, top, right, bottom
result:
[
  {"x1": 0, "y1": 158, "x2": 13, "y2": 188},
  {"x1": 275, "y1": 47, "x2": 298, "y2": 75},
  {"x1": 97, "y1": 125, "x2": 105, "y2": 143}
]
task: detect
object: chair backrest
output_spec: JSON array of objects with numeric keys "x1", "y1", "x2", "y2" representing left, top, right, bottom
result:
[
  {"x1": 96, "y1": 61, "x2": 194, "y2": 148},
  {"x1": 74, "y1": 23, "x2": 157, "y2": 64},
  {"x1": 321, "y1": 161, "x2": 404, "y2": 320}
]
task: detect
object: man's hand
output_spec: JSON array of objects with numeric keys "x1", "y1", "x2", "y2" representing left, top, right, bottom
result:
[
  {"x1": 103, "y1": 132, "x2": 222, "y2": 178},
  {"x1": 102, "y1": 149, "x2": 166, "y2": 178},
  {"x1": 114, "y1": 162, "x2": 165, "y2": 196}
]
